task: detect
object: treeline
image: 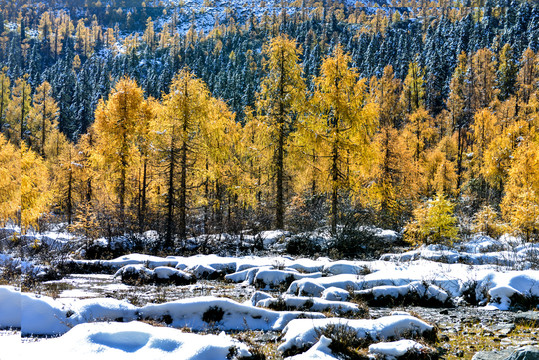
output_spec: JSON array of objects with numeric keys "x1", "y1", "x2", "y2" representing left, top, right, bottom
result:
[
  {"x1": 1, "y1": 34, "x2": 538, "y2": 247},
  {"x1": 1, "y1": 0, "x2": 538, "y2": 139}
]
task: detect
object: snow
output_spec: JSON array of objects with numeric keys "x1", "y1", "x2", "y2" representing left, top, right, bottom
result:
[
  {"x1": 354, "y1": 281, "x2": 450, "y2": 303},
  {"x1": 322, "y1": 260, "x2": 368, "y2": 275},
  {"x1": 254, "y1": 269, "x2": 322, "y2": 289},
  {"x1": 368, "y1": 339, "x2": 426, "y2": 357},
  {"x1": 380, "y1": 234, "x2": 537, "y2": 268},
  {"x1": 69, "y1": 298, "x2": 138, "y2": 324},
  {"x1": 278, "y1": 315, "x2": 434, "y2": 353},
  {"x1": 14, "y1": 321, "x2": 251, "y2": 360},
  {"x1": 247, "y1": 290, "x2": 274, "y2": 306},
  {"x1": 21, "y1": 292, "x2": 72, "y2": 336},
  {"x1": 113, "y1": 264, "x2": 193, "y2": 284},
  {"x1": 0, "y1": 286, "x2": 20, "y2": 329},
  {"x1": 482, "y1": 271, "x2": 539, "y2": 310},
  {"x1": 256, "y1": 295, "x2": 362, "y2": 315},
  {"x1": 1, "y1": 288, "x2": 326, "y2": 336},
  {"x1": 285, "y1": 336, "x2": 337, "y2": 360},
  {"x1": 321, "y1": 287, "x2": 350, "y2": 301},
  {"x1": 138, "y1": 296, "x2": 325, "y2": 331}
]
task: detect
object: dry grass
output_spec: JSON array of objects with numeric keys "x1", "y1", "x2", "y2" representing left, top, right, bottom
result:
[{"x1": 441, "y1": 322, "x2": 539, "y2": 359}]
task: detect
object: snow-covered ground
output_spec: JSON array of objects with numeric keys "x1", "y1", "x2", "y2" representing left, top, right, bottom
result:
[{"x1": 2, "y1": 232, "x2": 539, "y2": 359}]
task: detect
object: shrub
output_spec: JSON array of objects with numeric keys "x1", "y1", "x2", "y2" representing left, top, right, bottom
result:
[
  {"x1": 472, "y1": 205, "x2": 506, "y2": 238},
  {"x1": 315, "y1": 324, "x2": 371, "y2": 360},
  {"x1": 202, "y1": 306, "x2": 225, "y2": 324},
  {"x1": 286, "y1": 235, "x2": 321, "y2": 256},
  {"x1": 404, "y1": 194, "x2": 458, "y2": 245}
]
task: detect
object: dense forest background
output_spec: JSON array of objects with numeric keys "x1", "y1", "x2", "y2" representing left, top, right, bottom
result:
[{"x1": 1, "y1": 0, "x2": 538, "y2": 255}]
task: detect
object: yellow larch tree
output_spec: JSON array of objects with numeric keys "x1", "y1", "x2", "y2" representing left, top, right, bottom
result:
[
  {"x1": 91, "y1": 77, "x2": 144, "y2": 231},
  {"x1": 152, "y1": 69, "x2": 210, "y2": 247},
  {"x1": 256, "y1": 35, "x2": 305, "y2": 229},
  {"x1": 501, "y1": 138, "x2": 539, "y2": 241},
  {"x1": 21, "y1": 143, "x2": 52, "y2": 233},
  {"x1": 0, "y1": 67, "x2": 10, "y2": 130},
  {"x1": 5, "y1": 74, "x2": 31, "y2": 145},
  {"x1": 0, "y1": 135, "x2": 20, "y2": 226},
  {"x1": 400, "y1": 60, "x2": 425, "y2": 115},
  {"x1": 306, "y1": 44, "x2": 377, "y2": 233}
]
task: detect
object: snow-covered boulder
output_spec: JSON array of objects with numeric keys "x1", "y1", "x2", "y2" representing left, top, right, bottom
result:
[
  {"x1": 483, "y1": 271, "x2": 539, "y2": 310},
  {"x1": 113, "y1": 264, "x2": 154, "y2": 284},
  {"x1": 248, "y1": 291, "x2": 274, "y2": 306},
  {"x1": 285, "y1": 336, "x2": 338, "y2": 360},
  {"x1": 369, "y1": 339, "x2": 427, "y2": 358},
  {"x1": 322, "y1": 261, "x2": 368, "y2": 275},
  {"x1": 321, "y1": 287, "x2": 350, "y2": 302},
  {"x1": 225, "y1": 266, "x2": 272, "y2": 283},
  {"x1": 113, "y1": 265, "x2": 193, "y2": 285},
  {"x1": 254, "y1": 269, "x2": 322, "y2": 289},
  {"x1": 138, "y1": 296, "x2": 325, "y2": 331},
  {"x1": 376, "y1": 229, "x2": 400, "y2": 243},
  {"x1": 260, "y1": 230, "x2": 289, "y2": 248},
  {"x1": 256, "y1": 295, "x2": 364, "y2": 316},
  {"x1": 21, "y1": 292, "x2": 72, "y2": 336},
  {"x1": 69, "y1": 298, "x2": 138, "y2": 323},
  {"x1": 278, "y1": 315, "x2": 434, "y2": 353},
  {"x1": 187, "y1": 264, "x2": 221, "y2": 279},
  {"x1": 354, "y1": 281, "x2": 450, "y2": 306}
]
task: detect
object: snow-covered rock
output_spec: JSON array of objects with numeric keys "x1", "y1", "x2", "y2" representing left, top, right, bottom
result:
[
  {"x1": 186, "y1": 264, "x2": 220, "y2": 279},
  {"x1": 368, "y1": 339, "x2": 426, "y2": 358},
  {"x1": 354, "y1": 281, "x2": 450, "y2": 305},
  {"x1": 248, "y1": 291, "x2": 274, "y2": 306},
  {"x1": 278, "y1": 315, "x2": 434, "y2": 353},
  {"x1": 256, "y1": 295, "x2": 363, "y2": 315},
  {"x1": 20, "y1": 292, "x2": 72, "y2": 336},
  {"x1": 321, "y1": 287, "x2": 350, "y2": 301},
  {"x1": 138, "y1": 296, "x2": 325, "y2": 331},
  {"x1": 482, "y1": 271, "x2": 539, "y2": 310},
  {"x1": 255, "y1": 269, "x2": 322, "y2": 289},
  {"x1": 69, "y1": 298, "x2": 138, "y2": 324},
  {"x1": 113, "y1": 265, "x2": 193, "y2": 285},
  {"x1": 285, "y1": 336, "x2": 338, "y2": 360}
]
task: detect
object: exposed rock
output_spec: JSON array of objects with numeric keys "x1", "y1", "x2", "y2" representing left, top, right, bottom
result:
[
  {"x1": 472, "y1": 346, "x2": 539, "y2": 360},
  {"x1": 507, "y1": 346, "x2": 539, "y2": 360},
  {"x1": 515, "y1": 312, "x2": 539, "y2": 327},
  {"x1": 472, "y1": 349, "x2": 513, "y2": 360}
]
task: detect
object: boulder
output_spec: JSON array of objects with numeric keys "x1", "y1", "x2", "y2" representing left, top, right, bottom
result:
[
  {"x1": 507, "y1": 346, "x2": 539, "y2": 360},
  {"x1": 515, "y1": 312, "x2": 539, "y2": 327},
  {"x1": 473, "y1": 347, "x2": 539, "y2": 360}
]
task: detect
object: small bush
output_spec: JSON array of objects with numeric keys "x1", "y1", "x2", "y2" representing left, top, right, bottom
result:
[
  {"x1": 472, "y1": 205, "x2": 506, "y2": 239},
  {"x1": 404, "y1": 194, "x2": 458, "y2": 246},
  {"x1": 286, "y1": 235, "x2": 321, "y2": 256},
  {"x1": 509, "y1": 293, "x2": 539, "y2": 311},
  {"x1": 202, "y1": 306, "x2": 225, "y2": 324},
  {"x1": 316, "y1": 324, "x2": 371, "y2": 360}
]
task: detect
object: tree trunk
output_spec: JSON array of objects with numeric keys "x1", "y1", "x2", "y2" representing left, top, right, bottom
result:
[
  {"x1": 179, "y1": 139, "x2": 188, "y2": 240},
  {"x1": 165, "y1": 139, "x2": 175, "y2": 249},
  {"x1": 140, "y1": 160, "x2": 147, "y2": 233}
]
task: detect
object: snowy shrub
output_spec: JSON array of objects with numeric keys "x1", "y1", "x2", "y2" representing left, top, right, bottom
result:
[
  {"x1": 286, "y1": 234, "x2": 322, "y2": 256},
  {"x1": 328, "y1": 225, "x2": 380, "y2": 259},
  {"x1": 202, "y1": 306, "x2": 225, "y2": 324},
  {"x1": 507, "y1": 293, "x2": 539, "y2": 311},
  {"x1": 315, "y1": 324, "x2": 372, "y2": 359}
]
